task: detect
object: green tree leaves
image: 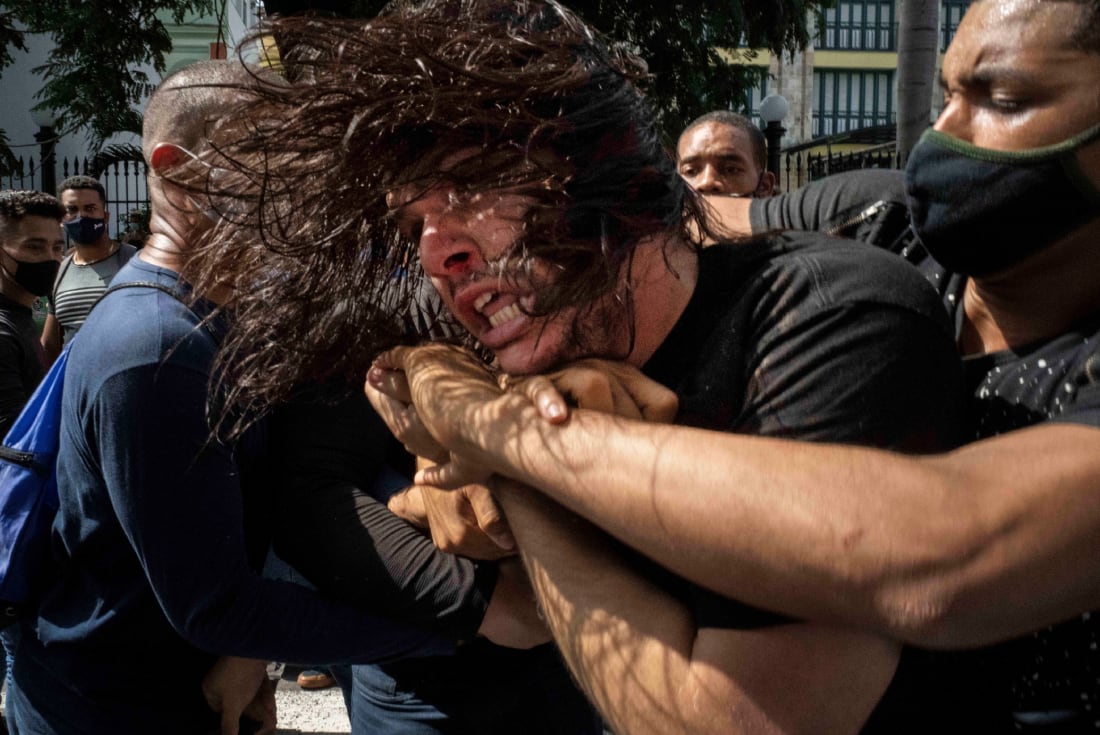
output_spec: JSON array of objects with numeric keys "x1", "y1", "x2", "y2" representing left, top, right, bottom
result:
[
  {"x1": 264, "y1": 0, "x2": 827, "y2": 139},
  {"x1": 0, "y1": 0, "x2": 216, "y2": 158}
]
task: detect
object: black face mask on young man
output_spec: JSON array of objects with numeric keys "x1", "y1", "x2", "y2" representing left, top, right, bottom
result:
[
  {"x1": 905, "y1": 123, "x2": 1100, "y2": 278},
  {"x1": 6, "y1": 258, "x2": 59, "y2": 297}
]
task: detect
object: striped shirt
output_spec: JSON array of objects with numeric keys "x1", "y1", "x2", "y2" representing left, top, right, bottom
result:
[{"x1": 49, "y1": 243, "x2": 137, "y2": 345}]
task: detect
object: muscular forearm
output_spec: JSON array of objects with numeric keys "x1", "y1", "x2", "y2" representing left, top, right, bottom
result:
[
  {"x1": 462, "y1": 399, "x2": 1100, "y2": 648},
  {"x1": 497, "y1": 484, "x2": 895, "y2": 735},
  {"x1": 496, "y1": 484, "x2": 745, "y2": 735}
]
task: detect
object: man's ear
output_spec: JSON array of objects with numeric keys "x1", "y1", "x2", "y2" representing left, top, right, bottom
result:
[
  {"x1": 150, "y1": 143, "x2": 188, "y2": 175},
  {"x1": 756, "y1": 170, "x2": 777, "y2": 198}
]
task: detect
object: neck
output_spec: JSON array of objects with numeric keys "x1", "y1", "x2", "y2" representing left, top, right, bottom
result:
[
  {"x1": 625, "y1": 233, "x2": 699, "y2": 367},
  {"x1": 960, "y1": 220, "x2": 1100, "y2": 354},
  {"x1": 72, "y1": 237, "x2": 116, "y2": 264},
  {"x1": 138, "y1": 232, "x2": 185, "y2": 273}
]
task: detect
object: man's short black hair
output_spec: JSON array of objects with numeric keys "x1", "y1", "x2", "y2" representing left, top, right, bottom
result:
[
  {"x1": 1060, "y1": 0, "x2": 1099, "y2": 52},
  {"x1": 972, "y1": 0, "x2": 1099, "y2": 53},
  {"x1": 58, "y1": 175, "x2": 107, "y2": 205},
  {"x1": 680, "y1": 110, "x2": 767, "y2": 172},
  {"x1": 0, "y1": 190, "x2": 64, "y2": 229}
]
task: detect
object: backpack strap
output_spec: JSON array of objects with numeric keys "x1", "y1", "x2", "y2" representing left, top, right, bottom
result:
[
  {"x1": 91, "y1": 280, "x2": 218, "y2": 338},
  {"x1": 94, "y1": 280, "x2": 185, "y2": 307}
]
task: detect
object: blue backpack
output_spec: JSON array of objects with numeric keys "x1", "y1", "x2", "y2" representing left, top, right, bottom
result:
[{"x1": 0, "y1": 281, "x2": 185, "y2": 627}]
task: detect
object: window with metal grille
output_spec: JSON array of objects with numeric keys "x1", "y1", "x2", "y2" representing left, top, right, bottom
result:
[
  {"x1": 819, "y1": 1, "x2": 895, "y2": 51},
  {"x1": 941, "y1": 0, "x2": 974, "y2": 50},
  {"x1": 812, "y1": 69, "x2": 895, "y2": 137}
]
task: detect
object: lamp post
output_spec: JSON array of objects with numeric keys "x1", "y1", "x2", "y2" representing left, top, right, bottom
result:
[
  {"x1": 759, "y1": 94, "x2": 789, "y2": 181},
  {"x1": 30, "y1": 108, "x2": 58, "y2": 196}
]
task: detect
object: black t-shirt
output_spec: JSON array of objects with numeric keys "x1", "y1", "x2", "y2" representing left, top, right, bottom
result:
[
  {"x1": 641, "y1": 232, "x2": 970, "y2": 732},
  {"x1": 267, "y1": 382, "x2": 600, "y2": 734},
  {"x1": 645, "y1": 232, "x2": 962, "y2": 451},
  {"x1": 753, "y1": 170, "x2": 1100, "y2": 730},
  {"x1": 0, "y1": 293, "x2": 45, "y2": 438},
  {"x1": 267, "y1": 380, "x2": 497, "y2": 639},
  {"x1": 917, "y1": 256, "x2": 1100, "y2": 729}
]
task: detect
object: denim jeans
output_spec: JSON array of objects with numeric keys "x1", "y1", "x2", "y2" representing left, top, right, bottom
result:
[
  {"x1": 349, "y1": 641, "x2": 601, "y2": 735},
  {"x1": 1, "y1": 625, "x2": 20, "y2": 735}
]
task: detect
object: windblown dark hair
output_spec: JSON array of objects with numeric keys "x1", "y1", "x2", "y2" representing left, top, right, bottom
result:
[{"x1": 187, "y1": 0, "x2": 710, "y2": 440}]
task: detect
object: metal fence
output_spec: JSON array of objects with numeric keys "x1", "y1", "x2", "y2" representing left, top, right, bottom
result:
[
  {"x1": 775, "y1": 145, "x2": 904, "y2": 193},
  {"x1": 1, "y1": 154, "x2": 150, "y2": 240},
  {"x1": 4, "y1": 146, "x2": 902, "y2": 228}
]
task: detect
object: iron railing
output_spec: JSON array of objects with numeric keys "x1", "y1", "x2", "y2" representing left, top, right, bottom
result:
[{"x1": 1, "y1": 154, "x2": 150, "y2": 241}]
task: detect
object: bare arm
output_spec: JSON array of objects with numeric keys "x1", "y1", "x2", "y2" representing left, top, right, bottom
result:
[
  {"x1": 40, "y1": 313, "x2": 61, "y2": 367},
  {"x1": 378, "y1": 344, "x2": 1100, "y2": 649},
  {"x1": 478, "y1": 404, "x2": 1100, "y2": 648},
  {"x1": 496, "y1": 481, "x2": 898, "y2": 735}
]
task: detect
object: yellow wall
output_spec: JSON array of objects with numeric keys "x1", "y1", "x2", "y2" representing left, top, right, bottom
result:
[{"x1": 814, "y1": 50, "x2": 897, "y2": 69}]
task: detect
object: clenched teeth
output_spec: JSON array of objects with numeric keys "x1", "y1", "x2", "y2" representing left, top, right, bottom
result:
[
  {"x1": 488, "y1": 303, "x2": 523, "y2": 328},
  {"x1": 473, "y1": 292, "x2": 494, "y2": 312}
]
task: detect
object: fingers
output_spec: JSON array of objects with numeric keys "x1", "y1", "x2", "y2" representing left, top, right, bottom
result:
[
  {"x1": 616, "y1": 371, "x2": 678, "y2": 422},
  {"x1": 366, "y1": 364, "x2": 412, "y2": 405},
  {"x1": 415, "y1": 454, "x2": 490, "y2": 489},
  {"x1": 465, "y1": 485, "x2": 516, "y2": 552},
  {"x1": 365, "y1": 378, "x2": 449, "y2": 462},
  {"x1": 387, "y1": 485, "x2": 429, "y2": 527},
  {"x1": 419, "y1": 482, "x2": 513, "y2": 560},
  {"x1": 415, "y1": 462, "x2": 454, "y2": 488},
  {"x1": 247, "y1": 680, "x2": 277, "y2": 735},
  {"x1": 503, "y1": 374, "x2": 570, "y2": 423},
  {"x1": 548, "y1": 359, "x2": 678, "y2": 422},
  {"x1": 372, "y1": 345, "x2": 416, "y2": 372},
  {"x1": 220, "y1": 708, "x2": 239, "y2": 735}
]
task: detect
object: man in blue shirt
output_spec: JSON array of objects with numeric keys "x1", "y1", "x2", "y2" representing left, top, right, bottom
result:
[{"x1": 7, "y1": 61, "x2": 454, "y2": 735}]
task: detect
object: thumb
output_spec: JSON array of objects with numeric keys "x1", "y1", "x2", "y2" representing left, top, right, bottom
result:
[
  {"x1": 415, "y1": 462, "x2": 463, "y2": 489},
  {"x1": 221, "y1": 708, "x2": 239, "y2": 735}
]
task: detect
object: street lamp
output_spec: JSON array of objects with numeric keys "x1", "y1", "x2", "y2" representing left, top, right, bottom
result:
[
  {"x1": 30, "y1": 108, "x2": 58, "y2": 196},
  {"x1": 759, "y1": 94, "x2": 789, "y2": 180}
]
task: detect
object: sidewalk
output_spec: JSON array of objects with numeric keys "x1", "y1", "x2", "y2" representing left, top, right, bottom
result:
[
  {"x1": 0, "y1": 673, "x2": 351, "y2": 735},
  {"x1": 274, "y1": 666, "x2": 350, "y2": 735}
]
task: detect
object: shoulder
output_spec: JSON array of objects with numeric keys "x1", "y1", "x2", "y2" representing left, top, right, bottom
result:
[
  {"x1": 749, "y1": 169, "x2": 910, "y2": 246},
  {"x1": 72, "y1": 271, "x2": 216, "y2": 376},
  {"x1": 53, "y1": 252, "x2": 76, "y2": 285},
  {"x1": 0, "y1": 301, "x2": 34, "y2": 337},
  {"x1": 714, "y1": 231, "x2": 948, "y2": 323}
]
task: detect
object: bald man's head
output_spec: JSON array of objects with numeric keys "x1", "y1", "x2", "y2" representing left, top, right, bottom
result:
[{"x1": 142, "y1": 60, "x2": 264, "y2": 163}]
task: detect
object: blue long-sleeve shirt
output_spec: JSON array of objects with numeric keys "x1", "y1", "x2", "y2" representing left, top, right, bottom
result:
[{"x1": 14, "y1": 257, "x2": 450, "y2": 735}]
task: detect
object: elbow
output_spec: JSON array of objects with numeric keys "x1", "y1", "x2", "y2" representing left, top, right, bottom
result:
[
  {"x1": 871, "y1": 582, "x2": 963, "y2": 648},
  {"x1": 168, "y1": 585, "x2": 263, "y2": 654},
  {"x1": 865, "y1": 531, "x2": 993, "y2": 649}
]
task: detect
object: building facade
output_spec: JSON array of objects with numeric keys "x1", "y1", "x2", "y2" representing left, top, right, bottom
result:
[
  {"x1": 0, "y1": 1, "x2": 263, "y2": 234},
  {"x1": 730, "y1": 0, "x2": 975, "y2": 187}
]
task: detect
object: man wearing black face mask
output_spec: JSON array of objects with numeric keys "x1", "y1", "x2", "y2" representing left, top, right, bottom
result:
[
  {"x1": 0, "y1": 189, "x2": 62, "y2": 733},
  {"x1": 41, "y1": 176, "x2": 136, "y2": 366},
  {"x1": 0, "y1": 190, "x2": 63, "y2": 437}
]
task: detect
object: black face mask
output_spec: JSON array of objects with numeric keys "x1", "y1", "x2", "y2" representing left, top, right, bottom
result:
[
  {"x1": 6, "y1": 257, "x2": 59, "y2": 297},
  {"x1": 905, "y1": 123, "x2": 1100, "y2": 277},
  {"x1": 63, "y1": 216, "x2": 106, "y2": 245}
]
